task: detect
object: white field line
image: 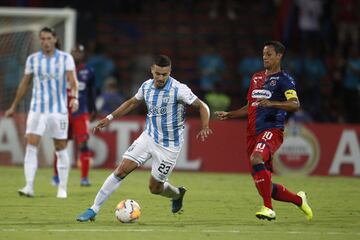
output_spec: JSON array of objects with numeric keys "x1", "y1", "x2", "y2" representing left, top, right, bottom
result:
[{"x1": 0, "y1": 228, "x2": 360, "y2": 235}]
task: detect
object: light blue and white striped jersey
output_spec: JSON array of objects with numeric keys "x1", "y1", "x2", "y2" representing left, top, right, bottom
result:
[
  {"x1": 24, "y1": 49, "x2": 75, "y2": 114},
  {"x1": 135, "y1": 77, "x2": 197, "y2": 149}
]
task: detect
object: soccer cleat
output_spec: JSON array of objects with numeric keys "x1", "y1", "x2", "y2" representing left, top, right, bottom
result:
[
  {"x1": 297, "y1": 191, "x2": 313, "y2": 221},
  {"x1": 76, "y1": 208, "x2": 97, "y2": 222},
  {"x1": 80, "y1": 178, "x2": 91, "y2": 187},
  {"x1": 52, "y1": 175, "x2": 59, "y2": 186},
  {"x1": 56, "y1": 187, "x2": 67, "y2": 198},
  {"x1": 172, "y1": 187, "x2": 187, "y2": 213},
  {"x1": 18, "y1": 187, "x2": 34, "y2": 198},
  {"x1": 255, "y1": 206, "x2": 276, "y2": 221}
]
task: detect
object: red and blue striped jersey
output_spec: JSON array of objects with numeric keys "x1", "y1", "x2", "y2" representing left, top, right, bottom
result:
[{"x1": 247, "y1": 70, "x2": 298, "y2": 136}]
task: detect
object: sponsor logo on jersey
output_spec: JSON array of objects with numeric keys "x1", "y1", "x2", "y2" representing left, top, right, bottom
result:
[
  {"x1": 273, "y1": 123, "x2": 320, "y2": 175},
  {"x1": 148, "y1": 106, "x2": 167, "y2": 115},
  {"x1": 251, "y1": 89, "x2": 272, "y2": 99}
]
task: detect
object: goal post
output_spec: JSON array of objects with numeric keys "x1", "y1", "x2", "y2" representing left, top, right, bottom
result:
[{"x1": 0, "y1": 7, "x2": 76, "y2": 52}]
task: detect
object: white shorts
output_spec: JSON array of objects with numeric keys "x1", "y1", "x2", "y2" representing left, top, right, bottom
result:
[
  {"x1": 123, "y1": 132, "x2": 181, "y2": 182},
  {"x1": 25, "y1": 111, "x2": 68, "y2": 139}
]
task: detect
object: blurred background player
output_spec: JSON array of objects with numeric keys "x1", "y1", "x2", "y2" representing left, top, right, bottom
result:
[
  {"x1": 53, "y1": 44, "x2": 97, "y2": 187},
  {"x1": 215, "y1": 41, "x2": 313, "y2": 221},
  {"x1": 5, "y1": 27, "x2": 79, "y2": 198}
]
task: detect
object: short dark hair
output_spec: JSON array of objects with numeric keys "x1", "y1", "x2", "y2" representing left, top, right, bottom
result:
[
  {"x1": 154, "y1": 55, "x2": 171, "y2": 67},
  {"x1": 264, "y1": 41, "x2": 285, "y2": 55}
]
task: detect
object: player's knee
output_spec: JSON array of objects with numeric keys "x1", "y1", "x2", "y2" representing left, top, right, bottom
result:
[
  {"x1": 250, "y1": 152, "x2": 263, "y2": 166},
  {"x1": 113, "y1": 167, "x2": 128, "y2": 179},
  {"x1": 149, "y1": 184, "x2": 162, "y2": 195},
  {"x1": 79, "y1": 143, "x2": 89, "y2": 153},
  {"x1": 54, "y1": 140, "x2": 67, "y2": 151}
]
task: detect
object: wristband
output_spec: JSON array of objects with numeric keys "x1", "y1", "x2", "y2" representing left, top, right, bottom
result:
[{"x1": 106, "y1": 114, "x2": 114, "y2": 121}]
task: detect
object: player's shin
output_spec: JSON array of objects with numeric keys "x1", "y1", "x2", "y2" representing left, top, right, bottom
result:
[
  {"x1": 80, "y1": 147, "x2": 91, "y2": 178},
  {"x1": 271, "y1": 183, "x2": 302, "y2": 206},
  {"x1": 24, "y1": 144, "x2": 38, "y2": 190},
  {"x1": 56, "y1": 149, "x2": 70, "y2": 191},
  {"x1": 91, "y1": 173, "x2": 122, "y2": 213},
  {"x1": 252, "y1": 163, "x2": 273, "y2": 209}
]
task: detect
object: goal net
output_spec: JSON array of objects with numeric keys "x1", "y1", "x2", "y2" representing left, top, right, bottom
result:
[{"x1": 0, "y1": 7, "x2": 76, "y2": 113}]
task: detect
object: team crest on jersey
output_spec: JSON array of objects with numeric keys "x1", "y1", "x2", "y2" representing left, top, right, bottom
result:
[
  {"x1": 251, "y1": 89, "x2": 272, "y2": 99},
  {"x1": 162, "y1": 96, "x2": 170, "y2": 103},
  {"x1": 270, "y1": 80, "x2": 277, "y2": 86}
]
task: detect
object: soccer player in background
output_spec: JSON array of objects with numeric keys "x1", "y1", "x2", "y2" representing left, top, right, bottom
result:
[
  {"x1": 215, "y1": 41, "x2": 313, "y2": 221},
  {"x1": 5, "y1": 27, "x2": 79, "y2": 198},
  {"x1": 77, "y1": 55, "x2": 212, "y2": 221},
  {"x1": 52, "y1": 44, "x2": 97, "y2": 187}
]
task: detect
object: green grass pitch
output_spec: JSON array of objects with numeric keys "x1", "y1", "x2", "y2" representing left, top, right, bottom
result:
[{"x1": 0, "y1": 166, "x2": 359, "y2": 240}]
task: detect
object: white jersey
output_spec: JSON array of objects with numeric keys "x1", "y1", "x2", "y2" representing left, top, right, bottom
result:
[
  {"x1": 24, "y1": 49, "x2": 75, "y2": 114},
  {"x1": 135, "y1": 77, "x2": 197, "y2": 148}
]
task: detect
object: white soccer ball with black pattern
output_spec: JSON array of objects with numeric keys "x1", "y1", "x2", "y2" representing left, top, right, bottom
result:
[{"x1": 115, "y1": 199, "x2": 141, "y2": 223}]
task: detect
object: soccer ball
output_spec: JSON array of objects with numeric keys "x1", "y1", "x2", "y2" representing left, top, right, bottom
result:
[{"x1": 115, "y1": 199, "x2": 141, "y2": 223}]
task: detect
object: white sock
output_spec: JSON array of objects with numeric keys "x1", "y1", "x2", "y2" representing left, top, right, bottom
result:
[
  {"x1": 56, "y1": 149, "x2": 70, "y2": 191},
  {"x1": 91, "y1": 173, "x2": 122, "y2": 213},
  {"x1": 160, "y1": 182, "x2": 180, "y2": 199},
  {"x1": 24, "y1": 144, "x2": 38, "y2": 190}
]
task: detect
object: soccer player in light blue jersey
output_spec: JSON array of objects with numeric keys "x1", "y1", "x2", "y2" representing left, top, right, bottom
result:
[
  {"x1": 5, "y1": 27, "x2": 79, "y2": 198},
  {"x1": 77, "y1": 55, "x2": 212, "y2": 222}
]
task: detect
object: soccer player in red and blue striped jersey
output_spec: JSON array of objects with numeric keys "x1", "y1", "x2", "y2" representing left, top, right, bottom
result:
[{"x1": 216, "y1": 41, "x2": 313, "y2": 221}]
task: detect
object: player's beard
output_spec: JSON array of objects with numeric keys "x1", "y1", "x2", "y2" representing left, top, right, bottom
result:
[{"x1": 155, "y1": 80, "x2": 165, "y2": 88}]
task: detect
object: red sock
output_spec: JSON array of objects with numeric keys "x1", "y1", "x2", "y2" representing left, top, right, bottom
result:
[
  {"x1": 53, "y1": 154, "x2": 58, "y2": 176},
  {"x1": 252, "y1": 164, "x2": 272, "y2": 209},
  {"x1": 272, "y1": 183, "x2": 302, "y2": 206},
  {"x1": 80, "y1": 150, "x2": 91, "y2": 178}
]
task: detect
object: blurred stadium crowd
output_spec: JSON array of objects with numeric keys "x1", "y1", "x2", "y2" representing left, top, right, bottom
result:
[{"x1": 1, "y1": 0, "x2": 359, "y2": 123}]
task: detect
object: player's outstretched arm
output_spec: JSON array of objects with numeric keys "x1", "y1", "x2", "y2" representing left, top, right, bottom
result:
[
  {"x1": 5, "y1": 74, "x2": 32, "y2": 117},
  {"x1": 93, "y1": 97, "x2": 141, "y2": 133},
  {"x1": 214, "y1": 103, "x2": 248, "y2": 120},
  {"x1": 191, "y1": 99, "x2": 213, "y2": 142}
]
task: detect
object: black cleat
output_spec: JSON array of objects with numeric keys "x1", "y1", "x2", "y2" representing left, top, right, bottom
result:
[{"x1": 172, "y1": 187, "x2": 187, "y2": 213}]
